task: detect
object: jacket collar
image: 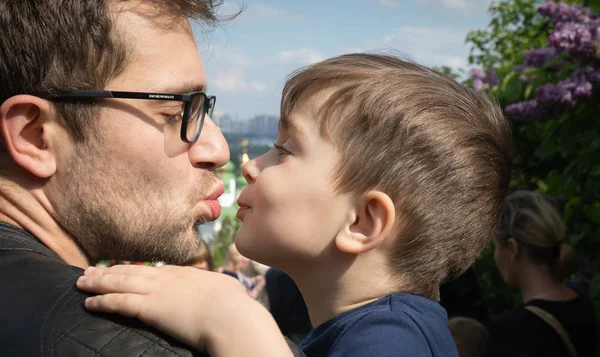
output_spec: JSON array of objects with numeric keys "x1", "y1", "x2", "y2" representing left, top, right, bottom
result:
[{"x1": 0, "y1": 222, "x2": 62, "y2": 261}]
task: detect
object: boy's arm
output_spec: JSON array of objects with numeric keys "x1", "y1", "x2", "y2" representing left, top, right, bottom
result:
[{"x1": 77, "y1": 265, "x2": 300, "y2": 357}]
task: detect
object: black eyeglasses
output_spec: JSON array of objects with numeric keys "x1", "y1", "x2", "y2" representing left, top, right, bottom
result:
[{"x1": 36, "y1": 90, "x2": 216, "y2": 144}]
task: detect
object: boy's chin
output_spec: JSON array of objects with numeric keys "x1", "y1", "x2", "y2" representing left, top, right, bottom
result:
[{"x1": 236, "y1": 234, "x2": 290, "y2": 268}]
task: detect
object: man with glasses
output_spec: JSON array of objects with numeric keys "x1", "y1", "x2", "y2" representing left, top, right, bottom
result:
[{"x1": 0, "y1": 1, "x2": 302, "y2": 356}]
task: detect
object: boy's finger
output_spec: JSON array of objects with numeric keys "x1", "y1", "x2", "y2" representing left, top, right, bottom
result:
[
  {"x1": 85, "y1": 293, "x2": 144, "y2": 319},
  {"x1": 84, "y1": 266, "x2": 107, "y2": 277},
  {"x1": 91, "y1": 264, "x2": 161, "y2": 277},
  {"x1": 77, "y1": 274, "x2": 157, "y2": 295}
]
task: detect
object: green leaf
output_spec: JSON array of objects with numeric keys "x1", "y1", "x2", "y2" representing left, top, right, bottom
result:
[
  {"x1": 545, "y1": 173, "x2": 563, "y2": 196},
  {"x1": 524, "y1": 83, "x2": 535, "y2": 100},
  {"x1": 536, "y1": 179, "x2": 549, "y2": 193},
  {"x1": 501, "y1": 72, "x2": 523, "y2": 103},
  {"x1": 583, "y1": 202, "x2": 600, "y2": 225},
  {"x1": 569, "y1": 232, "x2": 586, "y2": 246}
]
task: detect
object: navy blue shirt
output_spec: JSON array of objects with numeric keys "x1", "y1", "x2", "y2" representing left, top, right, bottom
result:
[{"x1": 300, "y1": 293, "x2": 458, "y2": 357}]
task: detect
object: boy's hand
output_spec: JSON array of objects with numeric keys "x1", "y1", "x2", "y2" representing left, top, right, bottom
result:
[{"x1": 77, "y1": 265, "x2": 293, "y2": 357}]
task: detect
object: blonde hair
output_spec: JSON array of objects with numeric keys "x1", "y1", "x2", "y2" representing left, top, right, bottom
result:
[
  {"x1": 498, "y1": 190, "x2": 577, "y2": 279},
  {"x1": 281, "y1": 53, "x2": 513, "y2": 299}
]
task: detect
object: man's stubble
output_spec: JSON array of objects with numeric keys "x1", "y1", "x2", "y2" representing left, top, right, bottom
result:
[{"x1": 50, "y1": 134, "x2": 210, "y2": 265}]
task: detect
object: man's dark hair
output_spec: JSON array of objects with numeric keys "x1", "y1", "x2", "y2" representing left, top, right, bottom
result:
[{"x1": 0, "y1": 0, "x2": 222, "y2": 144}]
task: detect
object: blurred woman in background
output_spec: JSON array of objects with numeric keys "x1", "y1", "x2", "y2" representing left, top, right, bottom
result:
[{"x1": 485, "y1": 190, "x2": 596, "y2": 357}]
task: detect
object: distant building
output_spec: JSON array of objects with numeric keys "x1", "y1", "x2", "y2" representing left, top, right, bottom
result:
[{"x1": 217, "y1": 114, "x2": 278, "y2": 137}]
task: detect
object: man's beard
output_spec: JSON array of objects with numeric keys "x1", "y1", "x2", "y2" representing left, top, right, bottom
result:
[{"x1": 49, "y1": 139, "x2": 211, "y2": 265}]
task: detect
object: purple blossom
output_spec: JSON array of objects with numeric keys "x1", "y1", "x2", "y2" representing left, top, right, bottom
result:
[
  {"x1": 549, "y1": 22, "x2": 599, "y2": 60},
  {"x1": 538, "y1": 1, "x2": 595, "y2": 24},
  {"x1": 573, "y1": 81, "x2": 592, "y2": 98},
  {"x1": 513, "y1": 64, "x2": 527, "y2": 73},
  {"x1": 574, "y1": 66, "x2": 600, "y2": 83},
  {"x1": 505, "y1": 100, "x2": 541, "y2": 120},
  {"x1": 520, "y1": 74, "x2": 532, "y2": 84},
  {"x1": 523, "y1": 47, "x2": 564, "y2": 69},
  {"x1": 509, "y1": 2, "x2": 600, "y2": 120},
  {"x1": 485, "y1": 70, "x2": 499, "y2": 87},
  {"x1": 537, "y1": 83, "x2": 574, "y2": 106},
  {"x1": 474, "y1": 78, "x2": 484, "y2": 91},
  {"x1": 538, "y1": 1, "x2": 600, "y2": 60},
  {"x1": 472, "y1": 68, "x2": 485, "y2": 80},
  {"x1": 471, "y1": 68, "x2": 499, "y2": 90},
  {"x1": 534, "y1": 68, "x2": 596, "y2": 108}
]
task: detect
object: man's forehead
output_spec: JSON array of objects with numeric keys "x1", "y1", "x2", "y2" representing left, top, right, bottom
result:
[{"x1": 107, "y1": 4, "x2": 205, "y2": 93}]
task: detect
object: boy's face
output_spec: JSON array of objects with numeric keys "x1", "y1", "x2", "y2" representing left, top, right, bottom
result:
[{"x1": 235, "y1": 98, "x2": 355, "y2": 270}]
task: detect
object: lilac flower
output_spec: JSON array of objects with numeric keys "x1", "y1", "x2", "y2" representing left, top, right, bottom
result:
[
  {"x1": 471, "y1": 68, "x2": 485, "y2": 80},
  {"x1": 474, "y1": 78, "x2": 484, "y2": 91},
  {"x1": 537, "y1": 83, "x2": 574, "y2": 106},
  {"x1": 534, "y1": 68, "x2": 596, "y2": 108},
  {"x1": 485, "y1": 70, "x2": 499, "y2": 87},
  {"x1": 520, "y1": 74, "x2": 531, "y2": 84},
  {"x1": 513, "y1": 64, "x2": 527, "y2": 73},
  {"x1": 471, "y1": 68, "x2": 499, "y2": 90},
  {"x1": 575, "y1": 66, "x2": 600, "y2": 83},
  {"x1": 505, "y1": 100, "x2": 541, "y2": 120},
  {"x1": 523, "y1": 48, "x2": 564, "y2": 69},
  {"x1": 549, "y1": 22, "x2": 599, "y2": 60},
  {"x1": 538, "y1": 1, "x2": 594, "y2": 24}
]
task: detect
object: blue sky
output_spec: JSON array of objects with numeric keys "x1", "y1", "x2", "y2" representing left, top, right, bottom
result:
[{"x1": 193, "y1": 0, "x2": 493, "y2": 120}]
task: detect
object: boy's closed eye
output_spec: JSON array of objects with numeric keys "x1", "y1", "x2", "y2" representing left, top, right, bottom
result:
[{"x1": 273, "y1": 143, "x2": 292, "y2": 157}]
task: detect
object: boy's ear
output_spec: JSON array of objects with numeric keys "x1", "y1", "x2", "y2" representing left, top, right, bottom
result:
[
  {"x1": 0, "y1": 95, "x2": 60, "y2": 178},
  {"x1": 335, "y1": 191, "x2": 396, "y2": 255}
]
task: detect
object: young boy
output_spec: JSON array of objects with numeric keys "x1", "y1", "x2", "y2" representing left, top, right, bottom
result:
[{"x1": 77, "y1": 53, "x2": 512, "y2": 357}]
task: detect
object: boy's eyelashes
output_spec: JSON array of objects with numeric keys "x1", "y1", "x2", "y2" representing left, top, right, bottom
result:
[{"x1": 273, "y1": 143, "x2": 292, "y2": 156}]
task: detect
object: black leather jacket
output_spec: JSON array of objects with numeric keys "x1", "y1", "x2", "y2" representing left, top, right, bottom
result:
[{"x1": 0, "y1": 223, "x2": 304, "y2": 357}]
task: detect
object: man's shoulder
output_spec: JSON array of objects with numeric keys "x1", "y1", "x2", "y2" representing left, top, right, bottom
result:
[{"x1": 0, "y1": 248, "x2": 204, "y2": 357}]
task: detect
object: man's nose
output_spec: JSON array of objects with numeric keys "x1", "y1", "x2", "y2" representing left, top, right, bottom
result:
[{"x1": 189, "y1": 116, "x2": 230, "y2": 170}]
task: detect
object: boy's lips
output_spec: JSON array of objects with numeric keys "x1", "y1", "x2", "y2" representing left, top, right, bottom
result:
[{"x1": 236, "y1": 196, "x2": 251, "y2": 220}]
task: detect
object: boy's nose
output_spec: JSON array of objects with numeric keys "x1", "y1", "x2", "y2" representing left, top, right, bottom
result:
[{"x1": 241, "y1": 157, "x2": 259, "y2": 184}]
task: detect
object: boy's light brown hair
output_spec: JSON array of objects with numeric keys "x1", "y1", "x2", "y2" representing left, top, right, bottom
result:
[{"x1": 281, "y1": 53, "x2": 513, "y2": 300}]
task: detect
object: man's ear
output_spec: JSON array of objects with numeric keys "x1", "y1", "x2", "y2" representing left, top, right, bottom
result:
[
  {"x1": 335, "y1": 191, "x2": 396, "y2": 255},
  {"x1": 0, "y1": 95, "x2": 59, "y2": 178}
]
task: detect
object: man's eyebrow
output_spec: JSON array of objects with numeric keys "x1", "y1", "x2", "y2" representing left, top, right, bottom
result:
[{"x1": 158, "y1": 82, "x2": 208, "y2": 94}]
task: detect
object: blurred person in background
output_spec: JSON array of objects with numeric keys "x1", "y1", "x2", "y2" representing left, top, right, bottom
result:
[
  {"x1": 447, "y1": 316, "x2": 489, "y2": 357},
  {"x1": 485, "y1": 190, "x2": 596, "y2": 357},
  {"x1": 184, "y1": 238, "x2": 214, "y2": 271},
  {"x1": 219, "y1": 243, "x2": 266, "y2": 300}
]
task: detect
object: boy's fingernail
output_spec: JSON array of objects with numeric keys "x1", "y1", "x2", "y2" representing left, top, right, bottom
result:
[
  {"x1": 85, "y1": 266, "x2": 96, "y2": 274},
  {"x1": 78, "y1": 276, "x2": 88, "y2": 283},
  {"x1": 85, "y1": 297, "x2": 92, "y2": 306}
]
